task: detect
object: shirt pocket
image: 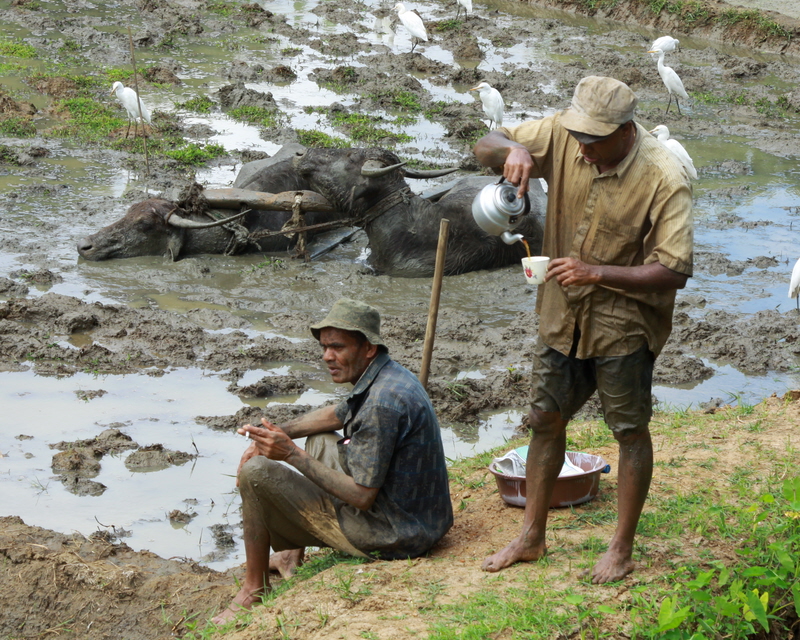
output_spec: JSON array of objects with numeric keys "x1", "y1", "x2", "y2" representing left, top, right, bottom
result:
[{"x1": 588, "y1": 217, "x2": 645, "y2": 266}]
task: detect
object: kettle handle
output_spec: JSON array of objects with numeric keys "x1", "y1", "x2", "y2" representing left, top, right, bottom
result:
[{"x1": 497, "y1": 177, "x2": 531, "y2": 216}]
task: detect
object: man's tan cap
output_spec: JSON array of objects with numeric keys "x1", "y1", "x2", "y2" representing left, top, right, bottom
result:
[
  {"x1": 560, "y1": 76, "x2": 637, "y2": 137},
  {"x1": 310, "y1": 298, "x2": 386, "y2": 348}
]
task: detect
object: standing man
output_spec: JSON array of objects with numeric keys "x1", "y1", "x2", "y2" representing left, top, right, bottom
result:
[
  {"x1": 213, "y1": 298, "x2": 452, "y2": 623},
  {"x1": 473, "y1": 76, "x2": 693, "y2": 584}
]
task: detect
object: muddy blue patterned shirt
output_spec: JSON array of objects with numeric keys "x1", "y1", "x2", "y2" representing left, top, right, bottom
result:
[{"x1": 333, "y1": 351, "x2": 453, "y2": 559}]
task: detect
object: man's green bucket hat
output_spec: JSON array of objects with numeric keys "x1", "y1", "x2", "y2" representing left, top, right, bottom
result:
[{"x1": 310, "y1": 298, "x2": 386, "y2": 348}]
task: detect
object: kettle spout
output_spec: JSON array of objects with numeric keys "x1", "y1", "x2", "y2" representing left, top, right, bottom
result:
[{"x1": 501, "y1": 231, "x2": 524, "y2": 245}]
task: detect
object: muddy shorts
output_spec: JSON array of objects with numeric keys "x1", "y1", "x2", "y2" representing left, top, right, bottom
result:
[
  {"x1": 238, "y1": 433, "x2": 368, "y2": 558},
  {"x1": 530, "y1": 339, "x2": 655, "y2": 433}
]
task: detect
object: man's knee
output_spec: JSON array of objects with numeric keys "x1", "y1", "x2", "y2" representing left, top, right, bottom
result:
[
  {"x1": 239, "y1": 455, "x2": 284, "y2": 491},
  {"x1": 611, "y1": 423, "x2": 651, "y2": 445},
  {"x1": 528, "y1": 407, "x2": 568, "y2": 436}
]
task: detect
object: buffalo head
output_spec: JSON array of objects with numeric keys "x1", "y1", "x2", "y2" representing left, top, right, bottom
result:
[
  {"x1": 77, "y1": 199, "x2": 245, "y2": 261},
  {"x1": 292, "y1": 147, "x2": 457, "y2": 212}
]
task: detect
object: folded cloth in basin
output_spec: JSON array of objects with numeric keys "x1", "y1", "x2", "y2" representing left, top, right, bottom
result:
[{"x1": 492, "y1": 446, "x2": 585, "y2": 478}]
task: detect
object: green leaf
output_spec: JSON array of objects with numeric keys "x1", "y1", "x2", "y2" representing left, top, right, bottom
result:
[
  {"x1": 564, "y1": 594, "x2": 584, "y2": 606},
  {"x1": 743, "y1": 589, "x2": 769, "y2": 632},
  {"x1": 712, "y1": 595, "x2": 741, "y2": 617},
  {"x1": 657, "y1": 596, "x2": 691, "y2": 632},
  {"x1": 783, "y1": 476, "x2": 800, "y2": 506},
  {"x1": 792, "y1": 582, "x2": 800, "y2": 616}
]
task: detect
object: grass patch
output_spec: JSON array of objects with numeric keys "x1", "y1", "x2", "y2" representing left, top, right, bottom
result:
[
  {"x1": 164, "y1": 142, "x2": 227, "y2": 166},
  {"x1": 0, "y1": 38, "x2": 37, "y2": 58},
  {"x1": 0, "y1": 116, "x2": 37, "y2": 137},
  {"x1": 176, "y1": 95, "x2": 215, "y2": 114},
  {"x1": 50, "y1": 98, "x2": 127, "y2": 141},
  {"x1": 295, "y1": 130, "x2": 348, "y2": 148},
  {"x1": 366, "y1": 89, "x2": 423, "y2": 113},
  {"x1": 228, "y1": 105, "x2": 282, "y2": 128},
  {"x1": 432, "y1": 19, "x2": 464, "y2": 32},
  {"x1": 640, "y1": 0, "x2": 792, "y2": 40},
  {"x1": 328, "y1": 112, "x2": 413, "y2": 144}
]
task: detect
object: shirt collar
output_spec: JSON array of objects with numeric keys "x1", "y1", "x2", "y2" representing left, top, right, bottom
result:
[{"x1": 347, "y1": 350, "x2": 391, "y2": 398}]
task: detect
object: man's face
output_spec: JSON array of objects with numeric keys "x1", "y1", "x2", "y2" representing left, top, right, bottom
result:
[
  {"x1": 575, "y1": 122, "x2": 634, "y2": 170},
  {"x1": 319, "y1": 327, "x2": 378, "y2": 384}
]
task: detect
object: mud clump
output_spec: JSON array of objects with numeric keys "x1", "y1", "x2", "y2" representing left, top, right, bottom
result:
[{"x1": 124, "y1": 444, "x2": 197, "y2": 471}]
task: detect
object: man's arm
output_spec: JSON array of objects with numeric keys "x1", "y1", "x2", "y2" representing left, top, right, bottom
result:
[
  {"x1": 240, "y1": 420, "x2": 379, "y2": 511},
  {"x1": 279, "y1": 404, "x2": 342, "y2": 439},
  {"x1": 546, "y1": 259, "x2": 688, "y2": 293},
  {"x1": 473, "y1": 131, "x2": 536, "y2": 198},
  {"x1": 235, "y1": 405, "x2": 343, "y2": 484}
]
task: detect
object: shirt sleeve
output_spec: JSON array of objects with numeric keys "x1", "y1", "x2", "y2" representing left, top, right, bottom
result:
[
  {"x1": 644, "y1": 178, "x2": 694, "y2": 276},
  {"x1": 343, "y1": 403, "x2": 402, "y2": 489},
  {"x1": 500, "y1": 115, "x2": 559, "y2": 181}
]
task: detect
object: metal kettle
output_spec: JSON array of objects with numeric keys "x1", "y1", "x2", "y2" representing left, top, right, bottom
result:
[{"x1": 471, "y1": 177, "x2": 531, "y2": 245}]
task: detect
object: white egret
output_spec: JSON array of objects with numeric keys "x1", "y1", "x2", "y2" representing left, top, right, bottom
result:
[
  {"x1": 649, "y1": 35, "x2": 679, "y2": 59},
  {"x1": 649, "y1": 125, "x2": 697, "y2": 180},
  {"x1": 789, "y1": 257, "x2": 800, "y2": 310},
  {"x1": 470, "y1": 82, "x2": 504, "y2": 130},
  {"x1": 456, "y1": 0, "x2": 472, "y2": 20},
  {"x1": 394, "y1": 3, "x2": 428, "y2": 53},
  {"x1": 110, "y1": 81, "x2": 151, "y2": 139},
  {"x1": 648, "y1": 48, "x2": 689, "y2": 115}
]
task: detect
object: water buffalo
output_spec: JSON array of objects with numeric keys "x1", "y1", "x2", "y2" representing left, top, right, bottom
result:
[
  {"x1": 291, "y1": 147, "x2": 545, "y2": 277},
  {"x1": 77, "y1": 144, "x2": 328, "y2": 261}
]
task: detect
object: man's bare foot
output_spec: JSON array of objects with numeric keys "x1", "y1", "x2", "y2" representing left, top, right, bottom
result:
[
  {"x1": 211, "y1": 585, "x2": 267, "y2": 625},
  {"x1": 481, "y1": 536, "x2": 546, "y2": 572},
  {"x1": 268, "y1": 549, "x2": 304, "y2": 579},
  {"x1": 581, "y1": 548, "x2": 635, "y2": 584}
]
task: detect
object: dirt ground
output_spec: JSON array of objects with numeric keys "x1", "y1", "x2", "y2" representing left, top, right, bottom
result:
[{"x1": 2, "y1": 0, "x2": 800, "y2": 638}]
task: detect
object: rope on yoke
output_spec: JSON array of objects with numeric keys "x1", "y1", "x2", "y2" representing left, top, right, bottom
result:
[{"x1": 201, "y1": 186, "x2": 414, "y2": 256}]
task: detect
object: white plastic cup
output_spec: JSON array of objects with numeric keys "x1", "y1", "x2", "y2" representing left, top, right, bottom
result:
[{"x1": 521, "y1": 256, "x2": 550, "y2": 285}]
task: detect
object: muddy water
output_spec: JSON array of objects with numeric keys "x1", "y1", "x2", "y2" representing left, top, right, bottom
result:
[{"x1": 2, "y1": 0, "x2": 800, "y2": 569}]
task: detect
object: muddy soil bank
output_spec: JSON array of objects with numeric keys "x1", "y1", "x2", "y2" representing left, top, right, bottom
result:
[{"x1": 525, "y1": 0, "x2": 800, "y2": 55}]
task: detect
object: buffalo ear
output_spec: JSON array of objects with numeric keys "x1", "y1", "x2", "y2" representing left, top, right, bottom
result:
[{"x1": 165, "y1": 234, "x2": 183, "y2": 261}]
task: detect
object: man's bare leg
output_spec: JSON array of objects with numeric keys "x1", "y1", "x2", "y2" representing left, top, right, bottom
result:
[
  {"x1": 589, "y1": 425, "x2": 652, "y2": 584},
  {"x1": 212, "y1": 479, "x2": 273, "y2": 625},
  {"x1": 268, "y1": 548, "x2": 304, "y2": 578},
  {"x1": 482, "y1": 409, "x2": 568, "y2": 572}
]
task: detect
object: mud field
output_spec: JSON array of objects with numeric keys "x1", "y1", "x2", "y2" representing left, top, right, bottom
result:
[{"x1": 2, "y1": 0, "x2": 800, "y2": 637}]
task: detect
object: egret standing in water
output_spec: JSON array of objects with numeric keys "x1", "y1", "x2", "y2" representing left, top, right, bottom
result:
[
  {"x1": 649, "y1": 35, "x2": 679, "y2": 59},
  {"x1": 789, "y1": 257, "x2": 800, "y2": 310},
  {"x1": 394, "y1": 3, "x2": 428, "y2": 53},
  {"x1": 111, "y1": 81, "x2": 151, "y2": 139},
  {"x1": 456, "y1": 0, "x2": 472, "y2": 20},
  {"x1": 649, "y1": 125, "x2": 697, "y2": 180},
  {"x1": 470, "y1": 82, "x2": 504, "y2": 130},
  {"x1": 648, "y1": 48, "x2": 689, "y2": 115}
]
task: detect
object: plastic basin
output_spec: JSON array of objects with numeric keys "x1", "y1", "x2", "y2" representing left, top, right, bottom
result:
[{"x1": 488, "y1": 448, "x2": 608, "y2": 508}]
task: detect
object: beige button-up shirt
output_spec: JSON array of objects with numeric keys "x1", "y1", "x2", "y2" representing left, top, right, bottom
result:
[{"x1": 500, "y1": 113, "x2": 693, "y2": 358}]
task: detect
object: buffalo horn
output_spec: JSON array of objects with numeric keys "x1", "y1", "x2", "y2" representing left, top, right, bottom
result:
[
  {"x1": 167, "y1": 210, "x2": 248, "y2": 229},
  {"x1": 403, "y1": 167, "x2": 460, "y2": 179},
  {"x1": 360, "y1": 160, "x2": 407, "y2": 177}
]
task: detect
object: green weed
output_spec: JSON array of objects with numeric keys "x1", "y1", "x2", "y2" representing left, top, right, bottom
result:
[
  {"x1": 0, "y1": 116, "x2": 36, "y2": 138},
  {"x1": 295, "y1": 129, "x2": 348, "y2": 148},
  {"x1": 176, "y1": 95, "x2": 215, "y2": 114},
  {"x1": 228, "y1": 105, "x2": 282, "y2": 128},
  {"x1": 0, "y1": 38, "x2": 37, "y2": 58},
  {"x1": 165, "y1": 142, "x2": 227, "y2": 166}
]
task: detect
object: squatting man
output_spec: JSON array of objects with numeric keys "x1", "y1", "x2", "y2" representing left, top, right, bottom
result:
[
  {"x1": 473, "y1": 75, "x2": 693, "y2": 584},
  {"x1": 213, "y1": 298, "x2": 453, "y2": 624}
]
